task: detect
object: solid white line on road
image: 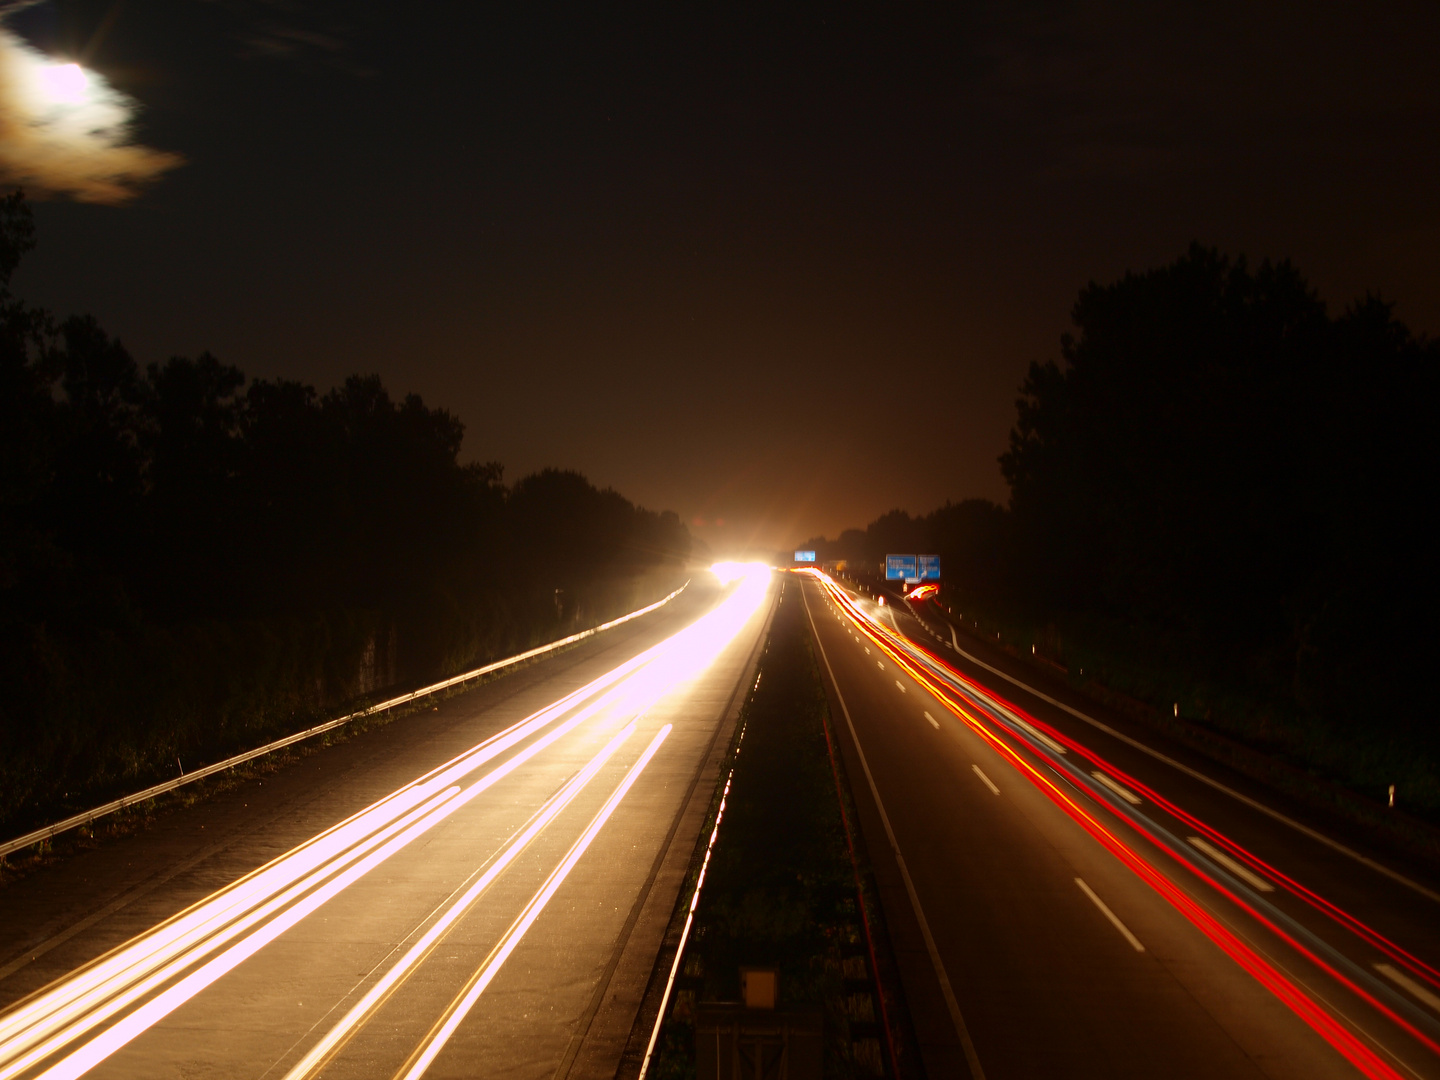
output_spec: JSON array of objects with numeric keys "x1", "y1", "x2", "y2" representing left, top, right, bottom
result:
[
  {"x1": 1375, "y1": 963, "x2": 1440, "y2": 1015},
  {"x1": 1092, "y1": 771, "x2": 1142, "y2": 805},
  {"x1": 1187, "y1": 836, "x2": 1274, "y2": 892},
  {"x1": 924, "y1": 712, "x2": 939, "y2": 729},
  {"x1": 895, "y1": 680, "x2": 906, "y2": 694},
  {"x1": 1076, "y1": 879, "x2": 1144, "y2": 952},
  {"x1": 940, "y1": 625, "x2": 1440, "y2": 905},
  {"x1": 972, "y1": 765, "x2": 999, "y2": 795},
  {"x1": 801, "y1": 588, "x2": 987, "y2": 1079}
]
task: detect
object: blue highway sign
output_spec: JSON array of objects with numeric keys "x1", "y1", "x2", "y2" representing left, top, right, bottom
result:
[
  {"x1": 794, "y1": 550, "x2": 817, "y2": 562},
  {"x1": 885, "y1": 554, "x2": 918, "y2": 580},
  {"x1": 918, "y1": 554, "x2": 941, "y2": 580}
]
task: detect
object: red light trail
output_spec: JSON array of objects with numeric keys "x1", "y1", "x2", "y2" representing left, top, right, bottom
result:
[{"x1": 797, "y1": 568, "x2": 1433, "y2": 1079}]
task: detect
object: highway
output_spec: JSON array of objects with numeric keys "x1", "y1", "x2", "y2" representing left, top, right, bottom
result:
[
  {"x1": 798, "y1": 569, "x2": 1440, "y2": 1080},
  {"x1": 0, "y1": 567, "x2": 776, "y2": 1080}
]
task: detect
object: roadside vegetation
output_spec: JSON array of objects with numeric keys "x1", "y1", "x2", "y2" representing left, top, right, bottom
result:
[
  {"x1": 802, "y1": 246, "x2": 1440, "y2": 822},
  {"x1": 0, "y1": 192, "x2": 689, "y2": 838},
  {"x1": 642, "y1": 579, "x2": 918, "y2": 1079}
]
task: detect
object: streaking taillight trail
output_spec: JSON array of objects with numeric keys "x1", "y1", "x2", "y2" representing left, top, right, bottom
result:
[
  {"x1": 798, "y1": 568, "x2": 1438, "y2": 1079},
  {"x1": 896, "y1": 622, "x2": 1440, "y2": 1003}
]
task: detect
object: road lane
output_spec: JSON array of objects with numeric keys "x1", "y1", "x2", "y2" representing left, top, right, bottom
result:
[
  {"x1": 905, "y1": 593, "x2": 1440, "y2": 915},
  {"x1": 801, "y1": 571, "x2": 1440, "y2": 1079},
  {"x1": 882, "y1": 587, "x2": 1440, "y2": 1017},
  {"x1": 0, "y1": 567, "x2": 777, "y2": 1080}
]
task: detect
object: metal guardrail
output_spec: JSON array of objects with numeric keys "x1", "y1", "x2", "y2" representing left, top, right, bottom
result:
[{"x1": 0, "y1": 581, "x2": 690, "y2": 861}]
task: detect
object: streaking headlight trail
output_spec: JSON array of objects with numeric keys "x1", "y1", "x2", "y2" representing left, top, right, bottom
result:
[{"x1": 0, "y1": 567, "x2": 772, "y2": 1080}]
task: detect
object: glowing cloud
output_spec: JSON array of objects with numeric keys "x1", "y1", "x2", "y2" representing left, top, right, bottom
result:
[{"x1": 0, "y1": 28, "x2": 181, "y2": 204}]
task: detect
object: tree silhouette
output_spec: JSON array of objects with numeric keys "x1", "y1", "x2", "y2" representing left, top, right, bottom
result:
[{"x1": 0, "y1": 192, "x2": 692, "y2": 831}]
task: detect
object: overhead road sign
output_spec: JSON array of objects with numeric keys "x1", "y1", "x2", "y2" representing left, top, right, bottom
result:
[
  {"x1": 885, "y1": 554, "x2": 918, "y2": 581},
  {"x1": 794, "y1": 550, "x2": 816, "y2": 562},
  {"x1": 918, "y1": 554, "x2": 941, "y2": 580}
]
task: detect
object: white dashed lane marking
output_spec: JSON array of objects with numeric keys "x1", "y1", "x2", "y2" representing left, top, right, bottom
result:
[
  {"x1": 1187, "y1": 836, "x2": 1273, "y2": 892},
  {"x1": 1376, "y1": 963, "x2": 1440, "y2": 1015},
  {"x1": 1076, "y1": 878, "x2": 1144, "y2": 952},
  {"x1": 1092, "y1": 771, "x2": 1142, "y2": 805},
  {"x1": 971, "y1": 765, "x2": 999, "y2": 795}
]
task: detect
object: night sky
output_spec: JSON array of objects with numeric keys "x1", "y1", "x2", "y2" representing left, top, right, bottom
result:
[{"x1": 6, "y1": 1, "x2": 1439, "y2": 555}]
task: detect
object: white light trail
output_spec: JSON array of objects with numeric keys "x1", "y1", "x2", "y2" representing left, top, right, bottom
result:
[
  {"x1": 396, "y1": 725, "x2": 674, "y2": 1080},
  {"x1": 0, "y1": 566, "x2": 772, "y2": 1080},
  {"x1": 282, "y1": 722, "x2": 639, "y2": 1080},
  {"x1": 0, "y1": 632, "x2": 683, "y2": 1069}
]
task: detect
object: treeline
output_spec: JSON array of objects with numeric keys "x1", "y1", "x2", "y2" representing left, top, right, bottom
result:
[
  {"x1": 0, "y1": 193, "x2": 689, "y2": 831},
  {"x1": 803, "y1": 245, "x2": 1440, "y2": 814}
]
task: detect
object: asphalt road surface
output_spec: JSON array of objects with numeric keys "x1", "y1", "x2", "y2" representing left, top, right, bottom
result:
[
  {"x1": 800, "y1": 570, "x2": 1440, "y2": 1080},
  {"x1": 0, "y1": 567, "x2": 776, "y2": 1080}
]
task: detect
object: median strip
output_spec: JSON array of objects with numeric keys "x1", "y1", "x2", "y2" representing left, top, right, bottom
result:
[{"x1": 635, "y1": 579, "x2": 925, "y2": 1079}]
